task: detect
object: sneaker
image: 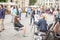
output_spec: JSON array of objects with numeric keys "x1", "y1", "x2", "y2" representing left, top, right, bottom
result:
[{"x1": 14, "y1": 28, "x2": 19, "y2": 31}]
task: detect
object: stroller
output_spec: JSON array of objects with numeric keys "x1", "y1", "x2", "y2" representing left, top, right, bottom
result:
[{"x1": 34, "y1": 23, "x2": 53, "y2": 40}]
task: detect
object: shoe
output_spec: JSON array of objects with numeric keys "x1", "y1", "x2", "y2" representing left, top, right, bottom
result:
[
  {"x1": 14, "y1": 28, "x2": 19, "y2": 31},
  {"x1": 34, "y1": 32, "x2": 38, "y2": 36},
  {"x1": 2, "y1": 28, "x2": 5, "y2": 31},
  {"x1": 0, "y1": 29, "x2": 5, "y2": 32},
  {"x1": 11, "y1": 21, "x2": 13, "y2": 23},
  {"x1": 23, "y1": 35, "x2": 26, "y2": 37},
  {"x1": 0, "y1": 31, "x2": 2, "y2": 32},
  {"x1": 20, "y1": 28, "x2": 23, "y2": 30},
  {"x1": 23, "y1": 35, "x2": 28, "y2": 37}
]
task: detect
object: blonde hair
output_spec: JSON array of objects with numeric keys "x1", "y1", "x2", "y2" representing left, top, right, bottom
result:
[{"x1": 41, "y1": 14, "x2": 47, "y2": 20}]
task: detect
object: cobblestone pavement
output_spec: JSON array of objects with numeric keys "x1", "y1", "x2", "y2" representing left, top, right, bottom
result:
[{"x1": 0, "y1": 13, "x2": 55, "y2": 40}]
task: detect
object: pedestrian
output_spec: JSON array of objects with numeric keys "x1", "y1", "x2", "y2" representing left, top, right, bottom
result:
[
  {"x1": 18, "y1": 7, "x2": 22, "y2": 20},
  {"x1": 35, "y1": 7, "x2": 38, "y2": 14},
  {"x1": 27, "y1": 7, "x2": 32, "y2": 15},
  {"x1": 37, "y1": 7, "x2": 41, "y2": 15},
  {"x1": 0, "y1": 5, "x2": 5, "y2": 32},
  {"x1": 10, "y1": 6, "x2": 13, "y2": 23},
  {"x1": 30, "y1": 7, "x2": 35, "y2": 25},
  {"x1": 25, "y1": 7, "x2": 28, "y2": 17},
  {"x1": 12, "y1": 6, "x2": 17, "y2": 23}
]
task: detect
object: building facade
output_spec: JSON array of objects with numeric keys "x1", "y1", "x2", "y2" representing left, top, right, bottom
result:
[
  {"x1": 37, "y1": 0, "x2": 60, "y2": 8},
  {"x1": 8, "y1": 0, "x2": 29, "y2": 8},
  {"x1": 38, "y1": 0, "x2": 45, "y2": 6},
  {"x1": 55, "y1": 0, "x2": 60, "y2": 8}
]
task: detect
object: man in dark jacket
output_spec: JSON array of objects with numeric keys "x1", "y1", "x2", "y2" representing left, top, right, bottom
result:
[
  {"x1": 34, "y1": 15, "x2": 48, "y2": 32},
  {"x1": 0, "y1": 5, "x2": 5, "y2": 32}
]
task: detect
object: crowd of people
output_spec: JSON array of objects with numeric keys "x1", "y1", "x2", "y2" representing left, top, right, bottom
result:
[
  {"x1": 0, "y1": 4, "x2": 60, "y2": 39},
  {"x1": 25, "y1": 6, "x2": 60, "y2": 39}
]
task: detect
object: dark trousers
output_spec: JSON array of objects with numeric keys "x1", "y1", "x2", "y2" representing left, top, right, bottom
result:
[{"x1": 30, "y1": 16, "x2": 35, "y2": 25}]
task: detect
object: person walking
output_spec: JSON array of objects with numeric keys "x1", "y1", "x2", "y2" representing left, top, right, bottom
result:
[
  {"x1": 25, "y1": 7, "x2": 28, "y2": 17},
  {"x1": 30, "y1": 7, "x2": 35, "y2": 25},
  {"x1": 10, "y1": 6, "x2": 13, "y2": 23},
  {"x1": 0, "y1": 5, "x2": 5, "y2": 32},
  {"x1": 37, "y1": 7, "x2": 41, "y2": 15},
  {"x1": 12, "y1": 6, "x2": 17, "y2": 23},
  {"x1": 18, "y1": 7, "x2": 22, "y2": 20},
  {"x1": 27, "y1": 7, "x2": 32, "y2": 15}
]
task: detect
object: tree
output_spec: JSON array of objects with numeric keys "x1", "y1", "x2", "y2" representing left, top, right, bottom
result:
[
  {"x1": 29, "y1": 0, "x2": 37, "y2": 5},
  {"x1": 0, "y1": 0, "x2": 7, "y2": 2}
]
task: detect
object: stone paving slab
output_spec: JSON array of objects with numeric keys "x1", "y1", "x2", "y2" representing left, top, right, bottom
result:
[{"x1": 0, "y1": 13, "x2": 54, "y2": 40}]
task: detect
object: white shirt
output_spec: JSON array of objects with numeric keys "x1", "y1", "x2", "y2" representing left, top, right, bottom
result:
[
  {"x1": 10, "y1": 7, "x2": 13, "y2": 14},
  {"x1": 34, "y1": 14, "x2": 40, "y2": 22},
  {"x1": 19, "y1": 8, "x2": 22, "y2": 13},
  {"x1": 35, "y1": 9, "x2": 38, "y2": 14}
]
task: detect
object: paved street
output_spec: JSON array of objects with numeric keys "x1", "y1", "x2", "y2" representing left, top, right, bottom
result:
[
  {"x1": 0, "y1": 0, "x2": 60, "y2": 40},
  {"x1": 0, "y1": 13, "x2": 54, "y2": 40}
]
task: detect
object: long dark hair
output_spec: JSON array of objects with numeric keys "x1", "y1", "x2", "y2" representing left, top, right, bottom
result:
[{"x1": 14, "y1": 16, "x2": 19, "y2": 23}]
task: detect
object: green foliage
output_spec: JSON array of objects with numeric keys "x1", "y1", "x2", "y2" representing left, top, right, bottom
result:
[
  {"x1": 29, "y1": 0, "x2": 37, "y2": 5},
  {"x1": 0, "y1": 0, "x2": 7, "y2": 2}
]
